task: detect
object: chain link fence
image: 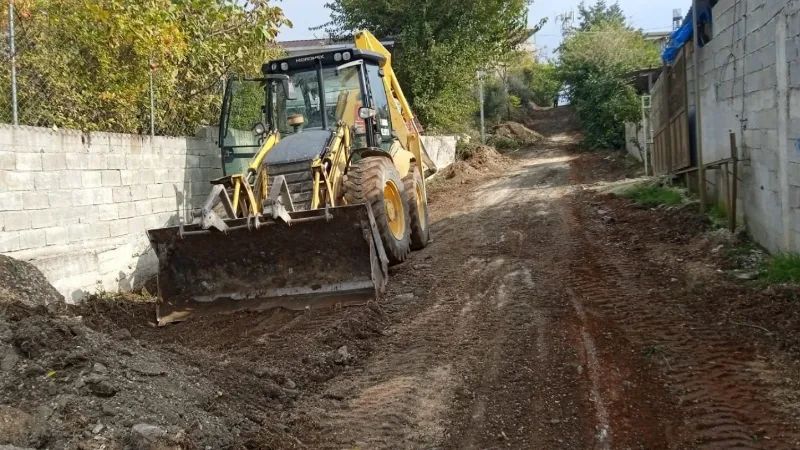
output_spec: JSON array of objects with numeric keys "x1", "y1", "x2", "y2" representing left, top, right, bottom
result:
[{"x1": 1, "y1": 4, "x2": 224, "y2": 138}]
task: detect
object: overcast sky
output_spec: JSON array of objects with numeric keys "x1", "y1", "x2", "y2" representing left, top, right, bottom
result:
[{"x1": 276, "y1": 0, "x2": 692, "y2": 58}]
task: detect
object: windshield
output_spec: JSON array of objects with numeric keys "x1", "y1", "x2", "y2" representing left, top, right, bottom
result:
[{"x1": 273, "y1": 66, "x2": 364, "y2": 136}]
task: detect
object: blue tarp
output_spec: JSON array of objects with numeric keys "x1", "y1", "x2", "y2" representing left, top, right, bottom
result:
[{"x1": 662, "y1": 5, "x2": 713, "y2": 64}]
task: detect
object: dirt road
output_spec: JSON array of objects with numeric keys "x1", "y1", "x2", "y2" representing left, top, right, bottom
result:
[{"x1": 5, "y1": 108, "x2": 800, "y2": 450}]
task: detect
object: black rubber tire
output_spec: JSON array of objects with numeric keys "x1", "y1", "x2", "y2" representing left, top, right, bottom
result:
[
  {"x1": 403, "y1": 166, "x2": 430, "y2": 250},
  {"x1": 344, "y1": 156, "x2": 411, "y2": 265}
]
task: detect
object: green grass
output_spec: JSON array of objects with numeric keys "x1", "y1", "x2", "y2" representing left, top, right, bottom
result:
[
  {"x1": 708, "y1": 204, "x2": 728, "y2": 229},
  {"x1": 623, "y1": 183, "x2": 683, "y2": 207},
  {"x1": 761, "y1": 253, "x2": 800, "y2": 284}
]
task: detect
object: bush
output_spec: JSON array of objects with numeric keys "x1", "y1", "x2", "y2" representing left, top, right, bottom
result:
[
  {"x1": 557, "y1": 4, "x2": 660, "y2": 149},
  {"x1": 623, "y1": 183, "x2": 683, "y2": 207},
  {"x1": 762, "y1": 253, "x2": 800, "y2": 285}
]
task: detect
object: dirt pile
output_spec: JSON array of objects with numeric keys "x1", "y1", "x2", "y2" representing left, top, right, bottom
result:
[
  {"x1": 0, "y1": 255, "x2": 63, "y2": 308},
  {"x1": 0, "y1": 250, "x2": 392, "y2": 449},
  {"x1": 491, "y1": 121, "x2": 544, "y2": 146},
  {"x1": 440, "y1": 145, "x2": 507, "y2": 185}
]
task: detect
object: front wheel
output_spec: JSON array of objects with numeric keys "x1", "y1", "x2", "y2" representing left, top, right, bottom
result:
[{"x1": 344, "y1": 157, "x2": 411, "y2": 265}]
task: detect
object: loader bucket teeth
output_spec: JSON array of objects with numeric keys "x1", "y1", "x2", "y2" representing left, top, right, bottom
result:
[{"x1": 147, "y1": 205, "x2": 388, "y2": 326}]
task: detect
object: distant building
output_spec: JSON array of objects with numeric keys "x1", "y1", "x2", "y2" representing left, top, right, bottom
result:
[{"x1": 644, "y1": 31, "x2": 672, "y2": 52}]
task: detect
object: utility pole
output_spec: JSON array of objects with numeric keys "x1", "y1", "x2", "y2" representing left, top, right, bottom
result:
[
  {"x1": 691, "y1": 0, "x2": 706, "y2": 213},
  {"x1": 9, "y1": 0, "x2": 18, "y2": 125},
  {"x1": 477, "y1": 70, "x2": 485, "y2": 144}
]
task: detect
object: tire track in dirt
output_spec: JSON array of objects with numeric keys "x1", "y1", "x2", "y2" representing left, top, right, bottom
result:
[{"x1": 561, "y1": 191, "x2": 800, "y2": 449}]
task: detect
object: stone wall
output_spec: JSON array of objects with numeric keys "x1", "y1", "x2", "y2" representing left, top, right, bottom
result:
[
  {"x1": 0, "y1": 125, "x2": 457, "y2": 302},
  {"x1": 0, "y1": 126, "x2": 221, "y2": 302},
  {"x1": 684, "y1": 0, "x2": 800, "y2": 252}
]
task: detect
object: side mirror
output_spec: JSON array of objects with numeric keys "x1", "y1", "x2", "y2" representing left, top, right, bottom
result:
[
  {"x1": 359, "y1": 107, "x2": 377, "y2": 119},
  {"x1": 252, "y1": 121, "x2": 267, "y2": 136},
  {"x1": 283, "y1": 79, "x2": 297, "y2": 101}
]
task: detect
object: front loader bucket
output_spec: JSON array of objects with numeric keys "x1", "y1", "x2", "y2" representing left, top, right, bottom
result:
[{"x1": 147, "y1": 205, "x2": 388, "y2": 326}]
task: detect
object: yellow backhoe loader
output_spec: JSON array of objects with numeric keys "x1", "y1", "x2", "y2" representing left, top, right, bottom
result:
[{"x1": 147, "y1": 31, "x2": 435, "y2": 325}]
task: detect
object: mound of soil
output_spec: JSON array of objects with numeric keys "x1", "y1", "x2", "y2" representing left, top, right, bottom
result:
[
  {"x1": 0, "y1": 255, "x2": 63, "y2": 308},
  {"x1": 491, "y1": 122, "x2": 544, "y2": 146},
  {"x1": 440, "y1": 145, "x2": 507, "y2": 184}
]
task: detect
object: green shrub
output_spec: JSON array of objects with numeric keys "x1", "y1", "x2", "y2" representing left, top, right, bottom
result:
[
  {"x1": 762, "y1": 253, "x2": 800, "y2": 284},
  {"x1": 623, "y1": 183, "x2": 682, "y2": 207}
]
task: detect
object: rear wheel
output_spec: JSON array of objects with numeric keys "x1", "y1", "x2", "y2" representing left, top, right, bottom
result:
[
  {"x1": 403, "y1": 165, "x2": 430, "y2": 250},
  {"x1": 344, "y1": 156, "x2": 411, "y2": 265}
]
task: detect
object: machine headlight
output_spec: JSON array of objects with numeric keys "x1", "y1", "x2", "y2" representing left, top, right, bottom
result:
[
  {"x1": 271, "y1": 63, "x2": 277, "y2": 71},
  {"x1": 334, "y1": 53, "x2": 342, "y2": 62},
  {"x1": 342, "y1": 52, "x2": 351, "y2": 61},
  {"x1": 281, "y1": 62, "x2": 289, "y2": 71}
]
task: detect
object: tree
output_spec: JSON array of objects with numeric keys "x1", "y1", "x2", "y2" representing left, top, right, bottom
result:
[
  {"x1": 557, "y1": 4, "x2": 659, "y2": 148},
  {"x1": 1, "y1": 0, "x2": 288, "y2": 135},
  {"x1": 576, "y1": 0, "x2": 626, "y2": 31},
  {"x1": 318, "y1": 0, "x2": 538, "y2": 131}
]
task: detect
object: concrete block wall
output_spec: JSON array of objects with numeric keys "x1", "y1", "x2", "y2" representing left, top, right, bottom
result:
[
  {"x1": 420, "y1": 135, "x2": 457, "y2": 175},
  {"x1": 624, "y1": 122, "x2": 645, "y2": 162},
  {"x1": 684, "y1": 0, "x2": 800, "y2": 252},
  {"x1": 0, "y1": 126, "x2": 221, "y2": 302}
]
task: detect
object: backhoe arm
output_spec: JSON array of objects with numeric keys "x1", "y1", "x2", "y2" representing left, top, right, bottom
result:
[{"x1": 354, "y1": 30, "x2": 436, "y2": 176}]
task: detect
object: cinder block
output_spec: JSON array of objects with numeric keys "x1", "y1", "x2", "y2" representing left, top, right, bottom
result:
[
  {"x1": 81, "y1": 171, "x2": 102, "y2": 188},
  {"x1": 146, "y1": 184, "x2": 162, "y2": 199},
  {"x1": 790, "y1": 186, "x2": 800, "y2": 208},
  {"x1": 135, "y1": 199, "x2": 153, "y2": 215},
  {"x1": 3, "y1": 171, "x2": 33, "y2": 190},
  {"x1": 126, "y1": 154, "x2": 143, "y2": 170},
  {"x1": 59, "y1": 171, "x2": 82, "y2": 189},
  {"x1": 790, "y1": 162, "x2": 800, "y2": 186},
  {"x1": 791, "y1": 90, "x2": 800, "y2": 120},
  {"x1": 4, "y1": 211, "x2": 31, "y2": 231},
  {"x1": 97, "y1": 204, "x2": 119, "y2": 220},
  {"x1": 142, "y1": 154, "x2": 159, "y2": 169},
  {"x1": 45, "y1": 226, "x2": 70, "y2": 246},
  {"x1": 18, "y1": 229, "x2": 46, "y2": 251},
  {"x1": 0, "y1": 192, "x2": 23, "y2": 211},
  {"x1": 71, "y1": 189, "x2": 94, "y2": 207},
  {"x1": 16, "y1": 152, "x2": 43, "y2": 171},
  {"x1": 0, "y1": 231, "x2": 20, "y2": 252},
  {"x1": 23, "y1": 191, "x2": 49, "y2": 210},
  {"x1": 127, "y1": 216, "x2": 145, "y2": 235},
  {"x1": 33, "y1": 171, "x2": 60, "y2": 191},
  {"x1": 47, "y1": 190, "x2": 73, "y2": 208},
  {"x1": 112, "y1": 186, "x2": 132, "y2": 203},
  {"x1": 109, "y1": 220, "x2": 128, "y2": 237},
  {"x1": 118, "y1": 202, "x2": 136, "y2": 219},
  {"x1": 130, "y1": 185, "x2": 147, "y2": 201},
  {"x1": 153, "y1": 168, "x2": 170, "y2": 183},
  {"x1": 42, "y1": 153, "x2": 67, "y2": 171},
  {"x1": 90, "y1": 222, "x2": 111, "y2": 239},
  {"x1": 92, "y1": 188, "x2": 113, "y2": 205},
  {"x1": 138, "y1": 170, "x2": 155, "y2": 185},
  {"x1": 87, "y1": 154, "x2": 107, "y2": 170},
  {"x1": 101, "y1": 170, "x2": 122, "y2": 187},
  {"x1": 0, "y1": 152, "x2": 15, "y2": 170},
  {"x1": 106, "y1": 154, "x2": 126, "y2": 170},
  {"x1": 65, "y1": 153, "x2": 89, "y2": 170},
  {"x1": 68, "y1": 223, "x2": 92, "y2": 243}
]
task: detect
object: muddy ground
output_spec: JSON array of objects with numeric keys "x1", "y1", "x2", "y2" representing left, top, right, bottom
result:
[{"x1": 3, "y1": 107, "x2": 800, "y2": 449}]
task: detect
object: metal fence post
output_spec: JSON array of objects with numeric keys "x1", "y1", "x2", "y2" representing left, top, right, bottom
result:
[
  {"x1": 148, "y1": 61, "x2": 155, "y2": 137},
  {"x1": 9, "y1": 0, "x2": 18, "y2": 125}
]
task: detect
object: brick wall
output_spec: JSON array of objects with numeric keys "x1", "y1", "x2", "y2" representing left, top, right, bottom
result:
[
  {"x1": 0, "y1": 126, "x2": 221, "y2": 302},
  {"x1": 684, "y1": 0, "x2": 800, "y2": 252}
]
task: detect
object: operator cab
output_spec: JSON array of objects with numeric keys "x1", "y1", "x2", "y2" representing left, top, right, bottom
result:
[{"x1": 218, "y1": 48, "x2": 395, "y2": 178}]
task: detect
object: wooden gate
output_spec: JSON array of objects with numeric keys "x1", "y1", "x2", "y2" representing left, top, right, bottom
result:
[{"x1": 652, "y1": 45, "x2": 691, "y2": 175}]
